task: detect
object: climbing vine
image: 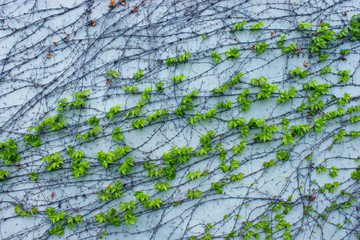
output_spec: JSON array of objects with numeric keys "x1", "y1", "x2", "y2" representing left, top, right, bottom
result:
[{"x1": 0, "y1": 1, "x2": 360, "y2": 240}]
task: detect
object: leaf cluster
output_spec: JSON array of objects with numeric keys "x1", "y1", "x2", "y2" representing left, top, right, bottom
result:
[
  {"x1": 119, "y1": 157, "x2": 134, "y2": 175},
  {"x1": 106, "y1": 104, "x2": 122, "y2": 119},
  {"x1": 162, "y1": 146, "x2": 193, "y2": 180},
  {"x1": 232, "y1": 20, "x2": 246, "y2": 31},
  {"x1": 171, "y1": 73, "x2": 186, "y2": 83},
  {"x1": 338, "y1": 69, "x2": 351, "y2": 83},
  {"x1": 98, "y1": 181, "x2": 123, "y2": 201},
  {"x1": 105, "y1": 69, "x2": 119, "y2": 78},
  {"x1": 96, "y1": 145, "x2": 131, "y2": 168},
  {"x1": 0, "y1": 137, "x2": 21, "y2": 164},
  {"x1": 254, "y1": 124, "x2": 278, "y2": 142},
  {"x1": 14, "y1": 204, "x2": 38, "y2": 218},
  {"x1": 30, "y1": 114, "x2": 66, "y2": 132},
  {"x1": 250, "y1": 21, "x2": 263, "y2": 30},
  {"x1": 166, "y1": 51, "x2": 191, "y2": 65},
  {"x1": 189, "y1": 108, "x2": 217, "y2": 125},
  {"x1": 41, "y1": 152, "x2": 64, "y2": 171},
  {"x1": 67, "y1": 147, "x2": 90, "y2": 178},
  {"x1": 254, "y1": 41, "x2": 268, "y2": 54},
  {"x1": 134, "y1": 191, "x2": 163, "y2": 209},
  {"x1": 175, "y1": 90, "x2": 198, "y2": 116},
  {"x1": 278, "y1": 87, "x2": 297, "y2": 103},
  {"x1": 68, "y1": 90, "x2": 90, "y2": 109},
  {"x1": 188, "y1": 189, "x2": 202, "y2": 199},
  {"x1": 225, "y1": 47, "x2": 240, "y2": 58},
  {"x1": 134, "y1": 69, "x2": 143, "y2": 80}
]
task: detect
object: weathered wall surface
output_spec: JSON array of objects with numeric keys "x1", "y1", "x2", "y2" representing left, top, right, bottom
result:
[{"x1": 0, "y1": 0, "x2": 359, "y2": 239}]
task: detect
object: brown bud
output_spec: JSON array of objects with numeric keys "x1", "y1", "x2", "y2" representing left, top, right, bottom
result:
[{"x1": 308, "y1": 194, "x2": 316, "y2": 201}]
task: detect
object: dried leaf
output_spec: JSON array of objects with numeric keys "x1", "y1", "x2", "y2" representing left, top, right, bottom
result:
[
  {"x1": 51, "y1": 192, "x2": 55, "y2": 199},
  {"x1": 303, "y1": 60, "x2": 309, "y2": 67},
  {"x1": 270, "y1": 32, "x2": 275, "y2": 37},
  {"x1": 15, "y1": 163, "x2": 21, "y2": 169},
  {"x1": 308, "y1": 194, "x2": 316, "y2": 201},
  {"x1": 88, "y1": 19, "x2": 96, "y2": 26},
  {"x1": 109, "y1": 0, "x2": 116, "y2": 8},
  {"x1": 250, "y1": 43, "x2": 255, "y2": 50},
  {"x1": 106, "y1": 79, "x2": 111, "y2": 85},
  {"x1": 46, "y1": 53, "x2": 51, "y2": 58},
  {"x1": 130, "y1": 4, "x2": 138, "y2": 13}
]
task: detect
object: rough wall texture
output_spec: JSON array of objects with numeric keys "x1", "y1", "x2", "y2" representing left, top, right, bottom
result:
[{"x1": 0, "y1": 0, "x2": 359, "y2": 239}]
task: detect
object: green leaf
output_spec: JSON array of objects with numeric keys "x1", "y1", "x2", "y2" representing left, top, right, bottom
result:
[
  {"x1": 232, "y1": 20, "x2": 246, "y2": 30},
  {"x1": 134, "y1": 69, "x2": 143, "y2": 80},
  {"x1": 124, "y1": 210, "x2": 138, "y2": 227},
  {"x1": 212, "y1": 51, "x2": 221, "y2": 63},
  {"x1": 112, "y1": 127, "x2": 123, "y2": 141},
  {"x1": 225, "y1": 47, "x2": 240, "y2": 58},
  {"x1": 250, "y1": 21, "x2": 263, "y2": 30},
  {"x1": 28, "y1": 171, "x2": 39, "y2": 180},
  {"x1": 94, "y1": 212, "x2": 107, "y2": 223},
  {"x1": 49, "y1": 224, "x2": 65, "y2": 235}
]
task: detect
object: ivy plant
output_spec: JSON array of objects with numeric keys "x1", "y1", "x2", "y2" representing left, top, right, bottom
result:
[
  {"x1": 105, "y1": 69, "x2": 119, "y2": 78},
  {"x1": 250, "y1": 21, "x2": 263, "y2": 30},
  {"x1": 171, "y1": 74, "x2": 186, "y2": 83},
  {"x1": 225, "y1": 47, "x2": 240, "y2": 58},
  {"x1": 254, "y1": 41, "x2": 268, "y2": 54},
  {"x1": 23, "y1": 133, "x2": 41, "y2": 147},
  {"x1": 134, "y1": 68, "x2": 143, "y2": 80},
  {"x1": 106, "y1": 104, "x2": 122, "y2": 119},
  {"x1": 0, "y1": 137, "x2": 21, "y2": 164},
  {"x1": 68, "y1": 90, "x2": 90, "y2": 108},
  {"x1": 41, "y1": 152, "x2": 64, "y2": 171},
  {"x1": 212, "y1": 51, "x2": 221, "y2": 63},
  {"x1": 232, "y1": 20, "x2": 246, "y2": 30}
]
